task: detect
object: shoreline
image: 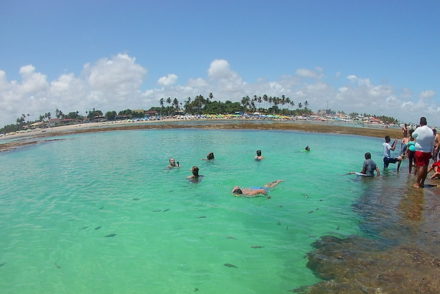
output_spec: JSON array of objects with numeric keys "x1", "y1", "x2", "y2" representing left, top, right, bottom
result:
[{"x1": 0, "y1": 119, "x2": 401, "y2": 152}]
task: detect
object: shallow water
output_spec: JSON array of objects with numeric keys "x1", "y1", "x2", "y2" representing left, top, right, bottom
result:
[{"x1": 0, "y1": 129, "x2": 390, "y2": 293}]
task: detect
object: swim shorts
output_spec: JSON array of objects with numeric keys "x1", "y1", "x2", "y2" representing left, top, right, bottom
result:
[
  {"x1": 251, "y1": 186, "x2": 269, "y2": 191},
  {"x1": 383, "y1": 157, "x2": 399, "y2": 168},
  {"x1": 414, "y1": 151, "x2": 431, "y2": 167}
]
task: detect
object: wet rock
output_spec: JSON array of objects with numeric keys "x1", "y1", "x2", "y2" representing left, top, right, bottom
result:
[{"x1": 301, "y1": 235, "x2": 440, "y2": 294}]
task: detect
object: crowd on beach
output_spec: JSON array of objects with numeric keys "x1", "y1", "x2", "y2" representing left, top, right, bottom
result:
[{"x1": 353, "y1": 116, "x2": 439, "y2": 189}]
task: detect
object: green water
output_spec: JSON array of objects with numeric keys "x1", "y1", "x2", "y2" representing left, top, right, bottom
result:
[{"x1": 0, "y1": 129, "x2": 384, "y2": 293}]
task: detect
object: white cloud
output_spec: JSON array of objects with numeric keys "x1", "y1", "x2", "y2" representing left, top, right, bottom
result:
[
  {"x1": 1, "y1": 54, "x2": 440, "y2": 127},
  {"x1": 420, "y1": 90, "x2": 436, "y2": 99},
  {"x1": 157, "y1": 74, "x2": 178, "y2": 86},
  {"x1": 295, "y1": 68, "x2": 323, "y2": 79},
  {"x1": 0, "y1": 54, "x2": 148, "y2": 126}
]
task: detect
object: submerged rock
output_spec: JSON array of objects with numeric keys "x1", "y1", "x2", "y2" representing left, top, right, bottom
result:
[{"x1": 301, "y1": 235, "x2": 440, "y2": 294}]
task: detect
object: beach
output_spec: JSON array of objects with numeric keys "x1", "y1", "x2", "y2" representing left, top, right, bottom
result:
[{"x1": 0, "y1": 119, "x2": 402, "y2": 153}]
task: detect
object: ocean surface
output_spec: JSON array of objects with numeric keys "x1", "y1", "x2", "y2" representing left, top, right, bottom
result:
[{"x1": 0, "y1": 129, "x2": 402, "y2": 293}]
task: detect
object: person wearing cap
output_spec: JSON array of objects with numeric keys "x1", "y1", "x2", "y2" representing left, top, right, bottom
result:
[
  {"x1": 412, "y1": 117, "x2": 435, "y2": 188},
  {"x1": 232, "y1": 180, "x2": 283, "y2": 197}
]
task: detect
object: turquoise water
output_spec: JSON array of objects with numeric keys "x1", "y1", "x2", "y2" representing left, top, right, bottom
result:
[{"x1": 0, "y1": 129, "x2": 384, "y2": 293}]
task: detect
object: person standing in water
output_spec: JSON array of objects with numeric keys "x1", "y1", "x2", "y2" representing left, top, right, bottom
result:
[
  {"x1": 407, "y1": 129, "x2": 416, "y2": 174},
  {"x1": 168, "y1": 158, "x2": 180, "y2": 168},
  {"x1": 360, "y1": 152, "x2": 380, "y2": 176},
  {"x1": 255, "y1": 150, "x2": 264, "y2": 161},
  {"x1": 187, "y1": 166, "x2": 203, "y2": 183},
  {"x1": 383, "y1": 136, "x2": 402, "y2": 171},
  {"x1": 412, "y1": 117, "x2": 435, "y2": 188},
  {"x1": 203, "y1": 152, "x2": 215, "y2": 161}
]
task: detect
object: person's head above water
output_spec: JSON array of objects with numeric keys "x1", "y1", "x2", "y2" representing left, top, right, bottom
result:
[
  {"x1": 305, "y1": 146, "x2": 310, "y2": 151},
  {"x1": 364, "y1": 152, "x2": 371, "y2": 160},
  {"x1": 207, "y1": 152, "x2": 215, "y2": 160},
  {"x1": 256, "y1": 150, "x2": 262, "y2": 156},
  {"x1": 192, "y1": 166, "x2": 199, "y2": 177},
  {"x1": 232, "y1": 186, "x2": 243, "y2": 194},
  {"x1": 169, "y1": 158, "x2": 176, "y2": 166}
]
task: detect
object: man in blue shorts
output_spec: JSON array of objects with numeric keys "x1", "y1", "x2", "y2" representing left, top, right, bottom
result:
[{"x1": 383, "y1": 136, "x2": 402, "y2": 171}]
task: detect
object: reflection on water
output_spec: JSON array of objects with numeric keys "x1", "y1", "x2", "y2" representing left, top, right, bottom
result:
[{"x1": 303, "y1": 169, "x2": 440, "y2": 293}]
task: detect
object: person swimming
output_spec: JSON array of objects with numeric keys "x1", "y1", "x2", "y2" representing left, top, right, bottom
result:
[
  {"x1": 305, "y1": 146, "x2": 311, "y2": 151},
  {"x1": 168, "y1": 158, "x2": 180, "y2": 168},
  {"x1": 255, "y1": 150, "x2": 264, "y2": 161},
  {"x1": 203, "y1": 152, "x2": 215, "y2": 161},
  {"x1": 187, "y1": 166, "x2": 203, "y2": 183},
  {"x1": 232, "y1": 180, "x2": 283, "y2": 197}
]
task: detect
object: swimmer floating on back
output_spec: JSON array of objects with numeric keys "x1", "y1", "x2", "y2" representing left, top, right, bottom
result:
[{"x1": 232, "y1": 180, "x2": 283, "y2": 197}]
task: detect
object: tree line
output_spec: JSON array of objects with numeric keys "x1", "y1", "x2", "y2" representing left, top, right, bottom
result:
[
  {"x1": 1, "y1": 92, "x2": 400, "y2": 134},
  {"x1": 151, "y1": 93, "x2": 312, "y2": 116}
]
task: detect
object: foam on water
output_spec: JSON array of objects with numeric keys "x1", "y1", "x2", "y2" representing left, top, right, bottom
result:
[{"x1": 0, "y1": 129, "x2": 385, "y2": 294}]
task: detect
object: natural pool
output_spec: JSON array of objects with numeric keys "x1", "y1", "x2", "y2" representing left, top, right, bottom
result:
[{"x1": 0, "y1": 129, "x2": 405, "y2": 293}]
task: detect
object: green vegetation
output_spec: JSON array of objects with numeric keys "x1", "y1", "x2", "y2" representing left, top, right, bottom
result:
[
  {"x1": 154, "y1": 93, "x2": 312, "y2": 116},
  {"x1": 0, "y1": 93, "x2": 400, "y2": 135}
]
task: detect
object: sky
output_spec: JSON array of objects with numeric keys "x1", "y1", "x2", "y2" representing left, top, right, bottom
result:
[{"x1": 0, "y1": 0, "x2": 439, "y2": 126}]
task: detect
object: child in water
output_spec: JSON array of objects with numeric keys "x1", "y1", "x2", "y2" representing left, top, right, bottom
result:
[{"x1": 407, "y1": 130, "x2": 416, "y2": 174}]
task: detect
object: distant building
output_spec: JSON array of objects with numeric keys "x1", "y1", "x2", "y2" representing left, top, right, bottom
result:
[{"x1": 145, "y1": 110, "x2": 158, "y2": 116}]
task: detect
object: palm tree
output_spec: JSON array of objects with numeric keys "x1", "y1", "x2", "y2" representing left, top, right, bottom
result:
[
  {"x1": 263, "y1": 95, "x2": 268, "y2": 111},
  {"x1": 173, "y1": 98, "x2": 179, "y2": 110},
  {"x1": 241, "y1": 96, "x2": 250, "y2": 111},
  {"x1": 304, "y1": 100, "x2": 309, "y2": 109}
]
